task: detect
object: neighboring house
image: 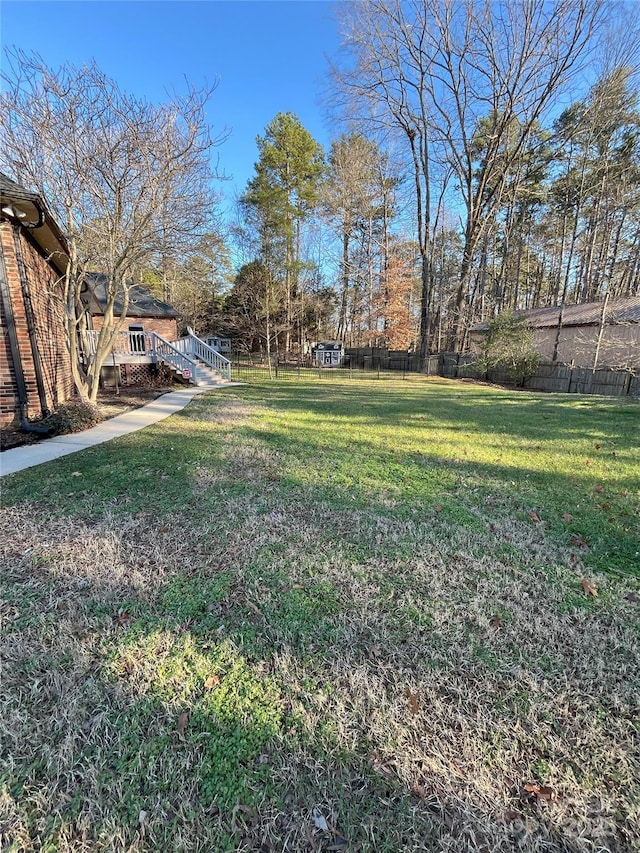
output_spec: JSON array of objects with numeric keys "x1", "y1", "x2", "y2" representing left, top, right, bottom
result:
[
  {"x1": 470, "y1": 297, "x2": 640, "y2": 370},
  {"x1": 0, "y1": 173, "x2": 74, "y2": 427}
]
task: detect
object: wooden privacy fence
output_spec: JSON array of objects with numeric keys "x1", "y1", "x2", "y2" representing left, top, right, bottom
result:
[
  {"x1": 438, "y1": 352, "x2": 639, "y2": 397},
  {"x1": 345, "y1": 349, "x2": 639, "y2": 397}
]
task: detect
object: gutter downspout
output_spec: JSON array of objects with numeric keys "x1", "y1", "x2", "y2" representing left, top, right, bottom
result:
[{"x1": 0, "y1": 224, "x2": 50, "y2": 434}]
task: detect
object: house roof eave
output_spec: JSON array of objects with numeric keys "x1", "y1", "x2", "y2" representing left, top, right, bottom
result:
[{"x1": 0, "y1": 172, "x2": 69, "y2": 275}]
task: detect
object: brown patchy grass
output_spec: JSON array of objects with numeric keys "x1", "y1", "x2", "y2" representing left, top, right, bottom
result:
[{"x1": 1, "y1": 380, "x2": 638, "y2": 852}]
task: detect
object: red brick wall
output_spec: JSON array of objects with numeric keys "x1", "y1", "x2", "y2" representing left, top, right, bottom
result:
[
  {"x1": 0, "y1": 264, "x2": 17, "y2": 422},
  {"x1": 91, "y1": 314, "x2": 178, "y2": 341},
  {"x1": 0, "y1": 220, "x2": 73, "y2": 426}
]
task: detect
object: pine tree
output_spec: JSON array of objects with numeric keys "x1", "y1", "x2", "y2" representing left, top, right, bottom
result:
[{"x1": 241, "y1": 113, "x2": 324, "y2": 353}]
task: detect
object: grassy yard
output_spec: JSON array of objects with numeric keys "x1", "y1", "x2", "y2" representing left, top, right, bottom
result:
[{"x1": 1, "y1": 377, "x2": 638, "y2": 852}]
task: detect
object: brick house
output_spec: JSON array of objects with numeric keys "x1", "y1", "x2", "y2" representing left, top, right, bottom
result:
[
  {"x1": 82, "y1": 273, "x2": 181, "y2": 386},
  {"x1": 81, "y1": 281, "x2": 231, "y2": 386},
  {"x1": 0, "y1": 173, "x2": 74, "y2": 427},
  {"x1": 1, "y1": 174, "x2": 229, "y2": 418}
]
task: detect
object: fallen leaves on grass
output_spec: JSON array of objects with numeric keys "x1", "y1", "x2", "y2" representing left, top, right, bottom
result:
[
  {"x1": 523, "y1": 783, "x2": 556, "y2": 801},
  {"x1": 503, "y1": 810, "x2": 523, "y2": 823},
  {"x1": 246, "y1": 600, "x2": 264, "y2": 619},
  {"x1": 570, "y1": 533, "x2": 589, "y2": 549},
  {"x1": 581, "y1": 579, "x2": 598, "y2": 598},
  {"x1": 177, "y1": 712, "x2": 189, "y2": 736},
  {"x1": 113, "y1": 608, "x2": 129, "y2": 626},
  {"x1": 311, "y1": 810, "x2": 328, "y2": 832},
  {"x1": 527, "y1": 510, "x2": 542, "y2": 523},
  {"x1": 406, "y1": 688, "x2": 421, "y2": 715},
  {"x1": 204, "y1": 675, "x2": 220, "y2": 689},
  {"x1": 490, "y1": 614, "x2": 502, "y2": 629},
  {"x1": 562, "y1": 513, "x2": 573, "y2": 523}
]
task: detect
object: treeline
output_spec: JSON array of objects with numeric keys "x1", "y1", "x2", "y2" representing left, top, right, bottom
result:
[
  {"x1": 211, "y1": 0, "x2": 640, "y2": 358},
  {"x1": 3, "y1": 2, "x2": 639, "y2": 370}
]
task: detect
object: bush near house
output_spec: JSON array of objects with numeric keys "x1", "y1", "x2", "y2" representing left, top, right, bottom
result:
[{"x1": 39, "y1": 401, "x2": 103, "y2": 435}]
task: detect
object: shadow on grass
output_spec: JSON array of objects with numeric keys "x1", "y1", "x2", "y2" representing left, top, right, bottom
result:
[
  {"x1": 2, "y1": 491, "x2": 638, "y2": 852},
  {"x1": 1, "y1": 380, "x2": 638, "y2": 851},
  {"x1": 234, "y1": 378, "x2": 639, "y2": 444}
]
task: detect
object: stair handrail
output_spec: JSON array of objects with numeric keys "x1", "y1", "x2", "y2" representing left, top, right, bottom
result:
[
  {"x1": 151, "y1": 332, "x2": 198, "y2": 383},
  {"x1": 175, "y1": 333, "x2": 231, "y2": 381}
]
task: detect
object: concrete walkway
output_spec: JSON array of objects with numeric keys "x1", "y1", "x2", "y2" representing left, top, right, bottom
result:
[{"x1": 1, "y1": 382, "x2": 237, "y2": 477}]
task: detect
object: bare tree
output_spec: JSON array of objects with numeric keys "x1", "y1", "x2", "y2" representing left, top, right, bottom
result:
[
  {"x1": 0, "y1": 50, "x2": 226, "y2": 401},
  {"x1": 334, "y1": 0, "x2": 605, "y2": 353},
  {"x1": 334, "y1": 0, "x2": 437, "y2": 361},
  {"x1": 322, "y1": 133, "x2": 399, "y2": 344}
]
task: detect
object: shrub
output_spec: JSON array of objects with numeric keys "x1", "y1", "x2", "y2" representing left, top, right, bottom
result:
[
  {"x1": 42, "y1": 401, "x2": 103, "y2": 435},
  {"x1": 475, "y1": 312, "x2": 541, "y2": 386}
]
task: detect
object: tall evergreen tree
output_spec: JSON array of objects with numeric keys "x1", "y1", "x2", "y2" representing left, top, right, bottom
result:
[{"x1": 241, "y1": 112, "x2": 325, "y2": 352}]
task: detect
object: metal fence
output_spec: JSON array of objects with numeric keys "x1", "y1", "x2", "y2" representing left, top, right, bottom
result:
[
  {"x1": 228, "y1": 351, "x2": 639, "y2": 397},
  {"x1": 230, "y1": 356, "x2": 413, "y2": 383}
]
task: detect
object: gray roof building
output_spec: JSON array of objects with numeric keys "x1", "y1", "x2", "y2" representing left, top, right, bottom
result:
[{"x1": 83, "y1": 273, "x2": 180, "y2": 319}]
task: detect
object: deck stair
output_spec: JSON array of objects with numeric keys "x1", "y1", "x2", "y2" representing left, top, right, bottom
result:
[
  {"x1": 170, "y1": 332, "x2": 232, "y2": 384},
  {"x1": 84, "y1": 329, "x2": 232, "y2": 386}
]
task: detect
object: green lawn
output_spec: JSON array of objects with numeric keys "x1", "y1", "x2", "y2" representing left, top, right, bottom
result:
[{"x1": 1, "y1": 377, "x2": 639, "y2": 852}]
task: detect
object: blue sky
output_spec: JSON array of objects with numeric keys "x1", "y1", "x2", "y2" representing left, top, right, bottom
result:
[{"x1": 1, "y1": 1, "x2": 342, "y2": 214}]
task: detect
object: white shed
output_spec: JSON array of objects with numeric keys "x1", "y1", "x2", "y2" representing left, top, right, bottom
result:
[
  {"x1": 312, "y1": 341, "x2": 344, "y2": 367},
  {"x1": 204, "y1": 336, "x2": 232, "y2": 355}
]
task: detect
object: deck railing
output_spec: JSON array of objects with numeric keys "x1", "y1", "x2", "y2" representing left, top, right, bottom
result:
[
  {"x1": 150, "y1": 333, "x2": 198, "y2": 382},
  {"x1": 84, "y1": 329, "x2": 232, "y2": 383},
  {"x1": 173, "y1": 333, "x2": 232, "y2": 381},
  {"x1": 85, "y1": 330, "x2": 154, "y2": 356}
]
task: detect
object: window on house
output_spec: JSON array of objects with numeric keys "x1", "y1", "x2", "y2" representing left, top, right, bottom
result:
[{"x1": 128, "y1": 324, "x2": 145, "y2": 353}]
